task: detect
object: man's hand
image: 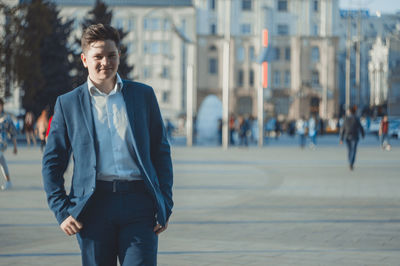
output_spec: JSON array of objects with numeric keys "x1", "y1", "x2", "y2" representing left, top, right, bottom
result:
[
  {"x1": 154, "y1": 222, "x2": 168, "y2": 235},
  {"x1": 60, "y1": 216, "x2": 83, "y2": 236},
  {"x1": 339, "y1": 140, "x2": 343, "y2": 145}
]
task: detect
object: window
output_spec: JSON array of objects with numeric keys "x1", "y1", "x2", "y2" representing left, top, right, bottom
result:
[
  {"x1": 127, "y1": 18, "x2": 135, "y2": 31},
  {"x1": 242, "y1": 0, "x2": 252, "y2": 11},
  {"x1": 209, "y1": 0, "x2": 216, "y2": 10},
  {"x1": 238, "y1": 69, "x2": 244, "y2": 86},
  {"x1": 209, "y1": 58, "x2": 218, "y2": 74},
  {"x1": 284, "y1": 70, "x2": 291, "y2": 87},
  {"x1": 285, "y1": 47, "x2": 291, "y2": 61},
  {"x1": 127, "y1": 42, "x2": 136, "y2": 54},
  {"x1": 241, "y1": 24, "x2": 252, "y2": 35},
  {"x1": 237, "y1": 46, "x2": 245, "y2": 62},
  {"x1": 274, "y1": 47, "x2": 281, "y2": 61},
  {"x1": 143, "y1": 67, "x2": 151, "y2": 79},
  {"x1": 211, "y1": 24, "x2": 217, "y2": 35},
  {"x1": 249, "y1": 46, "x2": 256, "y2": 62},
  {"x1": 144, "y1": 17, "x2": 161, "y2": 31},
  {"x1": 277, "y1": 24, "x2": 289, "y2": 35},
  {"x1": 311, "y1": 70, "x2": 319, "y2": 86},
  {"x1": 163, "y1": 19, "x2": 171, "y2": 31},
  {"x1": 313, "y1": 0, "x2": 319, "y2": 12},
  {"x1": 162, "y1": 91, "x2": 170, "y2": 103},
  {"x1": 143, "y1": 41, "x2": 170, "y2": 55},
  {"x1": 209, "y1": 45, "x2": 217, "y2": 52},
  {"x1": 311, "y1": 46, "x2": 320, "y2": 62},
  {"x1": 277, "y1": 0, "x2": 288, "y2": 12},
  {"x1": 273, "y1": 70, "x2": 281, "y2": 87},
  {"x1": 161, "y1": 66, "x2": 170, "y2": 79},
  {"x1": 313, "y1": 24, "x2": 319, "y2": 36},
  {"x1": 249, "y1": 69, "x2": 254, "y2": 86},
  {"x1": 161, "y1": 42, "x2": 170, "y2": 55}
]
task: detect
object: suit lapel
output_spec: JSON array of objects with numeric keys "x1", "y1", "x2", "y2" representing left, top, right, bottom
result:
[
  {"x1": 121, "y1": 81, "x2": 136, "y2": 134},
  {"x1": 79, "y1": 83, "x2": 95, "y2": 141}
]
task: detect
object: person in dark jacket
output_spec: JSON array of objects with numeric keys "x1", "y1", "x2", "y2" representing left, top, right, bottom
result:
[{"x1": 339, "y1": 106, "x2": 365, "y2": 170}]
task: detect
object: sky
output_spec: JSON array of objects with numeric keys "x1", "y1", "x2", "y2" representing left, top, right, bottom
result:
[{"x1": 340, "y1": 0, "x2": 400, "y2": 15}]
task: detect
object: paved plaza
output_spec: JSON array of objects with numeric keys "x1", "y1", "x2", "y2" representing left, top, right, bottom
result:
[{"x1": 1, "y1": 137, "x2": 400, "y2": 265}]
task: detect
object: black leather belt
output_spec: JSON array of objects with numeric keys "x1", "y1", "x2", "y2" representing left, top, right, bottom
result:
[{"x1": 96, "y1": 180, "x2": 145, "y2": 193}]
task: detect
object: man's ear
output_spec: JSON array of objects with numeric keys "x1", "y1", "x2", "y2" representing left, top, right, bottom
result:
[{"x1": 81, "y1": 53, "x2": 88, "y2": 68}]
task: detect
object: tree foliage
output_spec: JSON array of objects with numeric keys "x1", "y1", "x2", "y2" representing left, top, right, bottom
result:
[
  {"x1": 72, "y1": 0, "x2": 134, "y2": 87},
  {"x1": 0, "y1": 3, "x2": 23, "y2": 98},
  {"x1": 8, "y1": 0, "x2": 73, "y2": 115}
]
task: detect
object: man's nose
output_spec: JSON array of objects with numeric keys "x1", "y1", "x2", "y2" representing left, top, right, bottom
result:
[{"x1": 101, "y1": 57, "x2": 109, "y2": 65}]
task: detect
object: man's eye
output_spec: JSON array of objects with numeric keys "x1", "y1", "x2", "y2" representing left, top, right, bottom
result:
[{"x1": 95, "y1": 56, "x2": 102, "y2": 59}]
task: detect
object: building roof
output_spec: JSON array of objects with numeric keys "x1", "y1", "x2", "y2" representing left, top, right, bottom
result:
[{"x1": 21, "y1": 0, "x2": 192, "y2": 7}]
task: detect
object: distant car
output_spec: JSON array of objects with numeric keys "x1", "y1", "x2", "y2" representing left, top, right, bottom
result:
[
  {"x1": 368, "y1": 118, "x2": 381, "y2": 135},
  {"x1": 388, "y1": 119, "x2": 400, "y2": 139}
]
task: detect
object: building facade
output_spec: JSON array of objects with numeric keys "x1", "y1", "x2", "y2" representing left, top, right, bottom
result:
[
  {"x1": 338, "y1": 10, "x2": 400, "y2": 114},
  {"x1": 51, "y1": 0, "x2": 196, "y2": 120},
  {"x1": 368, "y1": 34, "x2": 400, "y2": 116},
  {"x1": 195, "y1": 0, "x2": 340, "y2": 120}
]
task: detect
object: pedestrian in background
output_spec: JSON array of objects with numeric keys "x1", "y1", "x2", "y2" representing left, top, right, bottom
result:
[
  {"x1": 296, "y1": 116, "x2": 307, "y2": 149},
  {"x1": 24, "y1": 111, "x2": 36, "y2": 147},
  {"x1": 36, "y1": 109, "x2": 48, "y2": 151},
  {"x1": 238, "y1": 115, "x2": 249, "y2": 146},
  {"x1": 0, "y1": 99, "x2": 18, "y2": 190},
  {"x1": 379, "y1": 115, "x2": 391, "y2": 151},
  {"x1": 308, "y1": 114, "x2": 318, "y2": 149},
  {"x1": 229, "y1": 114, "x2": 236, "y2": 145},
  {"x1": 340, "y1": 106, "x2": 365, "y2": 171}
]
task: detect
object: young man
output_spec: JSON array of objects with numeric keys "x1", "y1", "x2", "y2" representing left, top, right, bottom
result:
[
  {"x1": 42, "y1": 24, "x2": 173, "y2": 265},
  {"x1": 340, "y1": 106, "x2": 365, "y2": 170},
  {"x1": 0, "y1": 98, "x2": 18, "y2": 190}
]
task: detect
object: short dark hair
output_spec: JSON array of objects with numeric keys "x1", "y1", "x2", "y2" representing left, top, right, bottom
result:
[
  {"x1": 81, "y1": 23, "x2": 120, "y2": 53},
  {"x1": 0, "y1": 98, "x2": 4, "y2": 105}
]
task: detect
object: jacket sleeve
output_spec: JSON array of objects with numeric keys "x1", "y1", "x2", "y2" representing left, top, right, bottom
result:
[
  {"x1": 42, "y1": 98, "x2": 72, "y2": 225},
  {"x1": 148, "y1": 89, "x2": 174, "y2": 222}
]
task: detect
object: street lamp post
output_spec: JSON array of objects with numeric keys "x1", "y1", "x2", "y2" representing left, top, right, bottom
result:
[{"x1": 222, "y1": 0, "x2": 231, "y2": 149}]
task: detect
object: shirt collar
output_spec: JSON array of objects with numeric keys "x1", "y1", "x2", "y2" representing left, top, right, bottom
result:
[{"x1": 87, "y1": 73, "x2": 123, "y2": 96}]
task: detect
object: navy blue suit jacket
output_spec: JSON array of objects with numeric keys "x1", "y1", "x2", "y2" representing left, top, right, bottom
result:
[{"x1": 42, "y1": 80, "x2": 173, "y2": 226}]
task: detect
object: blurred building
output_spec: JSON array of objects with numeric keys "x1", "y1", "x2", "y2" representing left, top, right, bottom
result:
[
  {"x1": 338, "y1": 10, "x2": 400, "y2": 114},
  {"x1": 50, "y1": 0, "x2": 196, "y2": 120},
  {"x1": 195, "y1": 0, "x2": 340, "y2": 120},
  {"x1": 368, "y1": 33, "x2": 400, "y2": 116}
]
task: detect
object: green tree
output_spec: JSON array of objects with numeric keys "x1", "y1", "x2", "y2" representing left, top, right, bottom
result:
[
  {"x1": 0, "y1": 3, "x2": 23, "y2": 98},
  {"x1": 14, "y1": 0, "x2": 73, "y2": 115},
  {"x1": 72, "y1": 0, "x2": 133, "y2": 88}
]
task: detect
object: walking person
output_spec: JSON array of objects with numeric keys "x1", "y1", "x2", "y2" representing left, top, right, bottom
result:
[
  {"x1": 0, "y1": 99, "x2": 18, "y2": 190},
  {"x1": 379, "y1": 115, "x2": 391, "y2": 151},
  {"x1": 36, "y1": 109, "x2": 49, "y2": 151},
  {"x1": 308, "y1": 114, "x2": 318, "y2": 149},
  {"x1": 229, "y1": 114, "x2": 236, "y2": 145},
  {"x1": 24, "y1": 111, "x2": 36, "y2": 146},
  {"x1": 42, "y1": 24, "x2": 173, "y2": 265},
  {"x1": 296, "y1": 116, "x2": 307, "y2": 149},
  {"x1": 340, "y1": 106, "x2": 365, "y2": 171}
]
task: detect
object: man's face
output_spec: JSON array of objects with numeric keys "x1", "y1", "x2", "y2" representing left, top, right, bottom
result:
[{"x1": 81, "y1": 40, "x2": 120, "y2": 84}]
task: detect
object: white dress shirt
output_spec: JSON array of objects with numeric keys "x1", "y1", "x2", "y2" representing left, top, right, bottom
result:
[{"x1": 87, "y1": 73, "x2": 143, "y2": 181}]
